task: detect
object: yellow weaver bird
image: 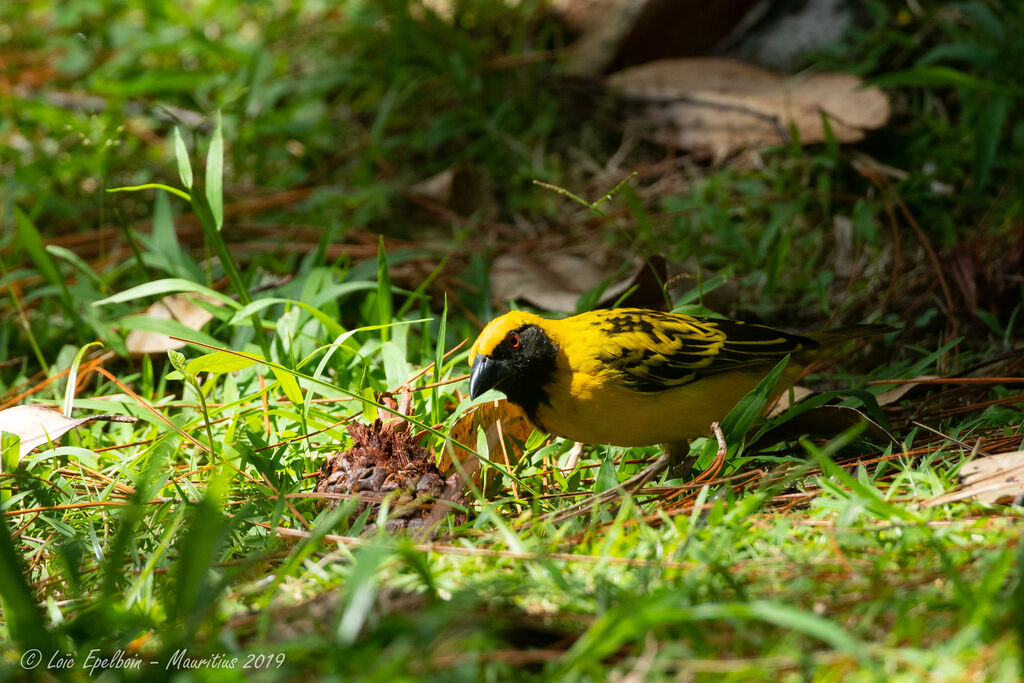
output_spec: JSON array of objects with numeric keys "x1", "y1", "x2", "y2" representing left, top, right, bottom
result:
[{"x1": 468, "y1": 308, "x2": 888, "y2": 469}]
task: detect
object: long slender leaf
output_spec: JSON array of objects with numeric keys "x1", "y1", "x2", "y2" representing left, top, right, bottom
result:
[
  {"x1": 63, "y1": 341, "x2": 103, "y2": 416},
  {"x1": 377, "y1": 234, "x2": 392, "y2": 342},
  {"x1": 205, "y1": 111, "x2": 224, "y2": 231},
  {"x1": 173, "y1": 126, "x2": 194, "y2": 190},
  {"x1": 106, "y1": 183, "x2": 192, "y2": 201},
  {"x1": 973, "y1": 94, "x2": 1009, "y2": 192},
  {"x1": 93, "y1": 278, "x2": 238, "y2": 308},
  {"x1": 720, "y1": 355, "x2": 791, "y2": 444},
  {"x1": 227, "y1": 297, "x2": 345, "y2": 337}
]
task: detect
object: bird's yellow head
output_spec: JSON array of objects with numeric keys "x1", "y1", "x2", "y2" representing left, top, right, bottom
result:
[
  {"x1": 468, "y1": 310, "x2": 545, "y2": 364},
  {"x1": 467, "y1": 311, "x2": 558, "y2": 403}
]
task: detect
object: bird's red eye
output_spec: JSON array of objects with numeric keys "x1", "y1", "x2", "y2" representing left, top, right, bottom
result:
[{"x1": 508, "y1": 332, "x2": 520, "y2": 348}]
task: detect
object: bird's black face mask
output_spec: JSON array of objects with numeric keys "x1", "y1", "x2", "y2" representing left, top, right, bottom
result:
[{"x1": 468, "y1": 324, "x2": 558, "y2": 419}]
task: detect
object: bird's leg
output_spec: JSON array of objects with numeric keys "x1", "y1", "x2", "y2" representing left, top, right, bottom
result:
[
  {"x1": 563, "y1": 442, "x2": 584, "y2": 472},
  {"x1": 664, "y1": 439, "x2": 695, "y2": 479}
]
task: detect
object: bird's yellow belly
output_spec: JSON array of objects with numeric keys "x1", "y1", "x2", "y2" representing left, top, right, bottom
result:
[{"x1": 533, "y1": 368, "x2": 798, "y2": 447}]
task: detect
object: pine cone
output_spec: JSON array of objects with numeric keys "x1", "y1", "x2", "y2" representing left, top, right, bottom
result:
[{"x1": 314, "y1": 418, "x2": 464, "y2": 532}]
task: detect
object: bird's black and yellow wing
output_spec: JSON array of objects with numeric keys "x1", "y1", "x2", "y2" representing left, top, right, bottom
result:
[{"x1": 579, "y1": 309, "x2": 818, "y2": 393}]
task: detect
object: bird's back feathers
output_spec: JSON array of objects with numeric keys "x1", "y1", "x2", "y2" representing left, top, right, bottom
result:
[{"x1": 567, "y1": 309, "x2": 818, "y2": 392}]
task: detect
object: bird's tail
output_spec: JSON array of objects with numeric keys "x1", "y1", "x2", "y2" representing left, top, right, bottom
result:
[{"x1": 808, "y1": 324, "x2": 893, "y2": 349}]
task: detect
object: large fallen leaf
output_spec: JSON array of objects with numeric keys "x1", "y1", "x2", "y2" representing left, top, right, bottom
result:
[
  {"x1": 924, "y1": 451, "x2": 1024, "y2": 507},
  {"x1": 125, "y1": 293, "x2": 222, "y2": 355},
  {"x1": 490, "y1": 250, "x2": 639, "y2": 313},
  {"x1": 874, "y1": 376, "x2": 941, "y2": 407},
  {"x1": 490, "y1": 250, "x2": 735, "y2": 314},
  {"x1": 0, "y1": 405, "x2": 137, "y2": 459},
  {"x1": 443, "y1": 399, "x2": 535, "y2": 479},
  {"x1": 607, "y1": 58, "x2": 890, "y2": 157}
]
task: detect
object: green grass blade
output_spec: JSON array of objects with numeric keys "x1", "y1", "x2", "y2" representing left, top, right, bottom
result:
[
  {"x1": 173, "y1": 126, "x2": 194, "y2": 190},
  {"x1": 205, "y1": 111, "x2": 224, "y2": 231},
  {"x1": 106, "y1": 183, "x2": 192, "y2": 201},
  {"x1": 432, "y1": 296, "x2": 447, "y2": 427},
  {"x1": 377, "y1": 235, "x2": 393, "y2": 343},
  {"x1": 93, "y1": 278, "x2": 238, "y2": 308},
  {"x1": 62, "y1": 341, "x2": 103, "y2": 416},
  {"x1": 720, "y1": 355, "x2": 790, "y2": 444},
  {"x1": 45, "y1": 245, "x2": 104, "y2": 289}
]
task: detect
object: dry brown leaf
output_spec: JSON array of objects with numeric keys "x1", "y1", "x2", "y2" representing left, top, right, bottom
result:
[
  {"x1": 125, "y1": 293, "x2": 222, "y2": 355},
  {"x1": 0, "y1": 405, "x2": 136, "y2": 459},
  {"x1": 766, "y1": 385, "x2": 815, "y2": 418},
  {"x1": 408, "y1": 167, "x2": 458, "y2": 204},
  {"x1": 490, "y1": 249, "x2": 732, "y2": 314},
  {"x1": 924, "y1": 451, "x2": 1024, "y2": 507},
  {"x1": 957, "y1": 451, "x2": 1024, "y2": 505},
  {"x1": 875, "y1": 376, "x2": 940, "y2": 408},
  {"x1": 443, "y1": 400, "x2": 535, "y2": 478},
  {"x1": 490, "y1": 251, "x2": 640, "y2": 313},
  {"x1": 607, "y1": 58, "x2": 890, "y2": 156}
]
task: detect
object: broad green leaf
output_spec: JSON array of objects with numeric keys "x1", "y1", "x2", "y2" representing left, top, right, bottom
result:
[
  {"x1": 270, "y1": 367, "x2": 303, "y2": 405},
  {"x1": 167, "y1": 349, "x2": 188, "y2": 374},
  {"x1": 918, "y1": 42, "x2": 999, "y2": 69},
  {"x1": 169, "y1": 488, "x2": 232, "y2": 634},
  {"x1": 670, "y1": 274, "x2": 727, "y2": 308},
  {"x1": 186, "y1": 350, "x2": 261, "y2": 375},
  {"x1": 962, "y1": 1, "x2": 1005, "y2": 41},
  {"x1": 360, "y1": 385, "x2": 377, "y2": 422}
]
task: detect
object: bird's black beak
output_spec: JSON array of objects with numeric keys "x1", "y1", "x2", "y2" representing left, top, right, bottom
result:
[{"x1": 469, "y1": 355, "x2": 513, "y2": 400}]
